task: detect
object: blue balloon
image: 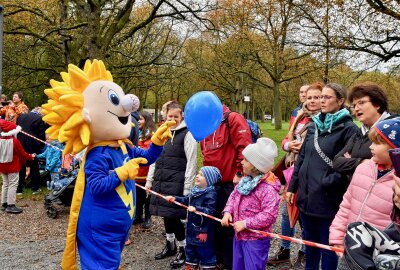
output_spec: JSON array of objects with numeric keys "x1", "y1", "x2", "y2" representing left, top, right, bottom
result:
[{"x1": 184, "y1": 91, "x2": 223, "y2": 141}]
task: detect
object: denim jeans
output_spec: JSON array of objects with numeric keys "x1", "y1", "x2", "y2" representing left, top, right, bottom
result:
[
  {"x1": 300, "y1": 212, "x2": 338, "y2": 270},
  {"x1": 281, "y1": 202, "x2": 306, "y2": 252}
]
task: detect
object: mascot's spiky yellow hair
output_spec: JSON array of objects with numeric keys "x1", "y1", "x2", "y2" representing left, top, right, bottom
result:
[{"x1": 42, "y1": 59, "x2": 113, "y2": 155}]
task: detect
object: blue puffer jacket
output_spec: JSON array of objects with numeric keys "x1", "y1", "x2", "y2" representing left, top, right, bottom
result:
[
  {"x1": 37, "y1": 140, "x2": 64, "y2": 173},
  {"x1": 175, "y1": 189, "x2": 217, "y2": 246}
]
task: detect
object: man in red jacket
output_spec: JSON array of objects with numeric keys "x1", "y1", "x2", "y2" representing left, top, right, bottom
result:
[{"x1": 201, "y1": 104, "x2": 252, "y2": 270}]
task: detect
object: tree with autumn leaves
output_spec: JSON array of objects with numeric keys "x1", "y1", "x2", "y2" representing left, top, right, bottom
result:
[{"x1": 2, "y1": 0, "x2": 400, "y2": 129}]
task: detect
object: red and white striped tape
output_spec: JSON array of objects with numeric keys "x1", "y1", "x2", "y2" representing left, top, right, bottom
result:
[
  {"x1": 18, "y1": 129, "x2": 344, "y2": 254},
  {"x1": 135, "y1": 184, "x2": 344, "y2": 254}
]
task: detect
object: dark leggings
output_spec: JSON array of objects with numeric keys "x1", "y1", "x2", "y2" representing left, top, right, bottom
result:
[
  {"x1": 18, "y1": 158, "x2": 41, "y2": 192},
  {"x1": 164, "y1": 217, "x2": 186, "y2": 241},
  {"x1": 135, "y1": 182, "x2": 150, "y2": 220},
  {"x1": 214, "y1": 182, "x2": 234, "y2": 269}
]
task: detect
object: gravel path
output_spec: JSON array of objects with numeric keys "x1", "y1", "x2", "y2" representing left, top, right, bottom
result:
[{"x1": 0, "y1": 195, "x2": 303, "y2": 270}]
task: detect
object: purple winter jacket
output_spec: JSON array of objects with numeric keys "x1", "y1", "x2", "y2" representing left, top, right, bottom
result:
[{"x1": 223, "y1": 173, "x2": 281, "y2": 240}]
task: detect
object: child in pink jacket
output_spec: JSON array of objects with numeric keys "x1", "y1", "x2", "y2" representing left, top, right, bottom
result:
[
  {"x1": 330, "y1": 117, "x2": 400, "y2": 253},
  {"x1": 221, "y1": 138, "x2": 281, "y2": 270}
]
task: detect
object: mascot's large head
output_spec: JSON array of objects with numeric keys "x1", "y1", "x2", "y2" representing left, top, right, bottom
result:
[{"x1": 42, "y1": 59, "x2": 139, "y2": 154}]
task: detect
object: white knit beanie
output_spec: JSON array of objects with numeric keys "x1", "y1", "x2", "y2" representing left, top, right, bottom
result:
[{"x1": 242, "y1": 137, "x2": 278, "y2": 173}]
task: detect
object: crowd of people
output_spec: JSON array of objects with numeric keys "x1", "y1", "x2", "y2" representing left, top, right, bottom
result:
[{"x1": 1, "y1": 81, "x2": 400, "y2": 270}]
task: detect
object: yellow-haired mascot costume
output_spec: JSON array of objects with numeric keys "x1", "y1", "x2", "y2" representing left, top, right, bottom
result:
[{"x1": 41, "y1": 59, "x2": 174, "y2": 270}]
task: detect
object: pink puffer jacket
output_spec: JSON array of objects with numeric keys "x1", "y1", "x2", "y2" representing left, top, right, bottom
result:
[{"x1": 329, "y1": 159, "x2": 394, "y2": 246}]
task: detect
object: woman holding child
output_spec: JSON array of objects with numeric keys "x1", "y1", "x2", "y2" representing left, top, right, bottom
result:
[{"x1": 287, "y1": 83, "x2": 358, "y2": 270}]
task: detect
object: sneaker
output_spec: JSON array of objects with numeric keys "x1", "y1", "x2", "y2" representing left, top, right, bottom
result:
[
  {"x1": 1, "y1": 203, "x2": 7, "y2": 211},
  {"x1": 32, "y1": 189, "x2": 42, "y2": 195},
  {"x1": 5, "y1": 204, "x2": 23, "y2": 214},
  {"x1": 267, "y1": 247, "x2": 291, "y2": 265}
]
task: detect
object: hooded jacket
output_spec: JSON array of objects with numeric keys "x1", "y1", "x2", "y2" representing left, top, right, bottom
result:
[
  {"x1": 223, "y1": 173, "x2": 281, "y2": 240},
  {"x1": 288, "y1": 114, "x2": 358, "y2": 218},
  {"x1": 37, "y1": 140, "x2": 64, "y2": 173},
  {"x1": 201, "y1": 105, "x2": 252, "y2": 183}
]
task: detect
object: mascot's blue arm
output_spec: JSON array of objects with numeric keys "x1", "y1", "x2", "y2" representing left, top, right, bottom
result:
[{"x1": 131, "y1": 143, "x2": 163, "y2": 165}]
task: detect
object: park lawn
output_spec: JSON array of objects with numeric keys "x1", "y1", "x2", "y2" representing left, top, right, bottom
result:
[{"x1": 258, "y1": 121, "x2": 289, "y2": 161}]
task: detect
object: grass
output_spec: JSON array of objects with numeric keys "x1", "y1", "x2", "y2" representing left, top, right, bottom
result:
[{"x1": 258, "y1": 121, "x2": 289, "y2": 161}]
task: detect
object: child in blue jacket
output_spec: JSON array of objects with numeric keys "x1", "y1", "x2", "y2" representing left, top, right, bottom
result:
[
  {"x1": 166, "y1": 166, "x2": 221, "y2": 270},
  {"x1": 37, "y1": 138, "x2": 65, "y2": 191}
]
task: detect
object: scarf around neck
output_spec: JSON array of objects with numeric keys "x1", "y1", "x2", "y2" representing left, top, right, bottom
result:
[
  {"x1": 237, "y1": 174, "x2": 264, "y2": 195},
  {"x1": 313, "y1": 108, "x2": 350, "y2": 133},
  {"x1": 191, "y1": 185, "x2": 215, "y2": 197},
  {"x1": 288, "y1": 103, "x2": 321, "y2": 141}
]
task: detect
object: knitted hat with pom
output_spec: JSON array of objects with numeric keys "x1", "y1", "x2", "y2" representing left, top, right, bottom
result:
[{"x1": 242, "y1": 137, "x2": 278, "y2": 173}]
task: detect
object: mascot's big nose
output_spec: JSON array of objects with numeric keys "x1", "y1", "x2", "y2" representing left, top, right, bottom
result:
[{"x1": 121, "y1": 94, "x2": 140, "y2": 112}]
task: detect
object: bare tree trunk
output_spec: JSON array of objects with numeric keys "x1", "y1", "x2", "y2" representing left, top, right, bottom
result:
[{"x1": 273, "y1": 81, "x2": 282, "y2": 130}]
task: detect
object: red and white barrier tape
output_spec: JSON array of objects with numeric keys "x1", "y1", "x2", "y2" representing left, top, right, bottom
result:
[
  {"x1": 135, "y1": 184, "x2": 344, "y2": 254},
  {"x1": 18, "y1": 129, "x2": 344, "y2": 254}
]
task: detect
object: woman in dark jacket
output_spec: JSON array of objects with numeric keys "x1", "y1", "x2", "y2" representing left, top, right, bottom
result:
[
  {"x1": 286, "y1": 83, "x2": 358, "y2": 270},
  {"x1": 147, "y1": 101, "x2": 197, "y2": 268},
  {"x1": 333, "y1": 82, "x2": 393, "y2": 178}
]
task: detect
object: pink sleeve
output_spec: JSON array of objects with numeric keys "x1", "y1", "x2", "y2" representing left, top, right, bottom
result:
[
  {"x1": 329, "y1": 184, "x2": 352, "y2": 246},
  {"x1": 245, "y1": 185, "x2": 280, "y2": 230},
  {"x1": 223, "y1": 188, "x2": 238, "y2": 214}
]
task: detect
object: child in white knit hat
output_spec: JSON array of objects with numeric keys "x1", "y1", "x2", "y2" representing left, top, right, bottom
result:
[{"x1": 221, "y1": 137, "x2": 281, "y2": 270}]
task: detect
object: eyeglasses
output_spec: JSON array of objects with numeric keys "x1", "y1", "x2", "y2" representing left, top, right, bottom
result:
[
  {"x1": 319, "y1": 95, "x2": 336, "y2": 100},
  {"x1": 349, "y1": 100, "x2": 371, "y2": 110}
]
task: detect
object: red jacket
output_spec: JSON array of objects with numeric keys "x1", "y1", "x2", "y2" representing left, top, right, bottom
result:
[
  {"x1": 0, "y1": 136, "x2": 33, "y2": 174},
  {"x1": 201, "y1": 105, "x2": 252, "y2": 183},
  {"x1": 136, "y1": 137, "x2": 152, "y2": 183}
]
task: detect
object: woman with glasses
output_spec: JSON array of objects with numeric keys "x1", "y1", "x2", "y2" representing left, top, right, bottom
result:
[
  {"x1": 333, "y1": 82, "x2": 394, "y2": 178},
  {"x1": 286, "y1": 83, "x2": 358, "y2": 270}
]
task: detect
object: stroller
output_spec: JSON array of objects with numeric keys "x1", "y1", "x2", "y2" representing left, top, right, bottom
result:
[{"x1": 44, "y1": 159, "x2": 79, "y2": 219}]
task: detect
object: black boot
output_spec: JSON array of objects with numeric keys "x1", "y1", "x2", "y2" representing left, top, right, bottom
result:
[
  {"x1": 155, "y1": 240, "x2": 177, "y2": 260},
  {"x1": 142, "y1": 217, "x2": 153, "y2": 229},
  {"x1": 267, "y1": 246, "x2": 290, "y2": 265},
  {"x1": 5, "y1": 204, "x2": 23, "y2": 214},
  {"x1": 170, "y1": 246, "x2": 186, "y2": 268},
  {"x1": 1, "y1": 203, "x2": 7, "y2": 211}
]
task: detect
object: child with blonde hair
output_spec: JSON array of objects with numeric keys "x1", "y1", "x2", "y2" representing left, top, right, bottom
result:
[{"x1": 221, "y1": 138, "x2": 281, "y2": 270}]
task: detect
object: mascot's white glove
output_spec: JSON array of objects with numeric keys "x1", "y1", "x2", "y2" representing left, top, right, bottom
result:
[{"x1": 115, "y1": 158, "x2": 148, "y2": 182}]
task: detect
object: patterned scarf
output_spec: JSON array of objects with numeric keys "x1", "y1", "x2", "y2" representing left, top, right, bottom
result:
[
  {"x1": 313, "y1": 108, "x2": 350, "y2": 133},
  {"x1": 191, "y1": 185, "x2": 215, "y2": 197},
  {"x1": 237, "y1": 174, "x2": 264, "y2": 195}
]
